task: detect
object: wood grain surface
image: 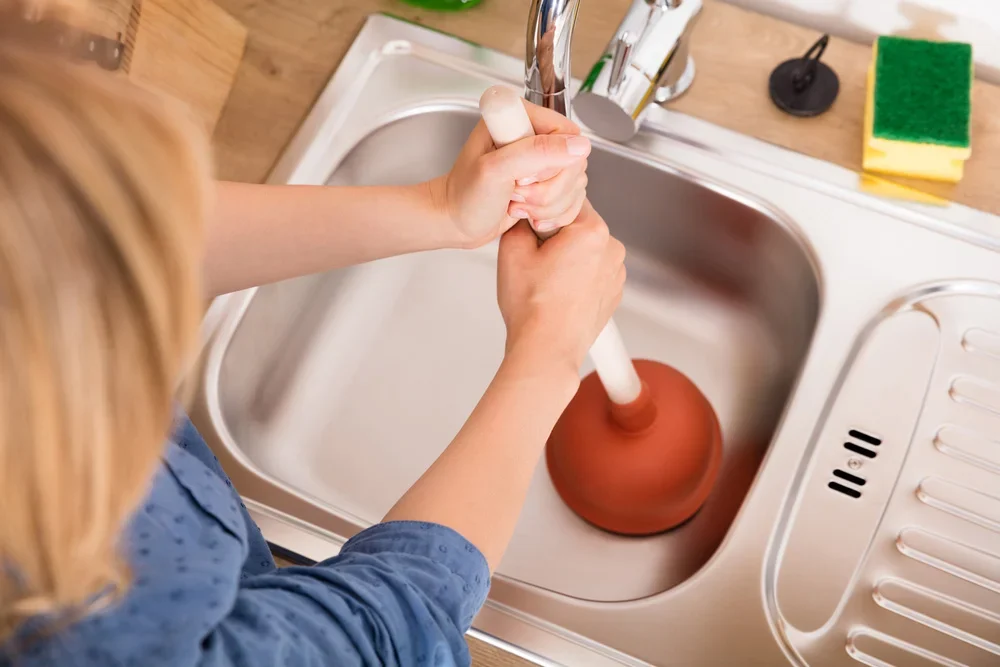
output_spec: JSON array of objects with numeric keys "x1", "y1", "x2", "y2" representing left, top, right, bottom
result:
[
  {"x1": 209, "y1": 0, "x2": 1000, "y2": 214},
  {"x1": 129, "y1": 0, "x2": 247, "y2": 133},
  {"x1": 83, "y1": 0, "x2": 132, "y2": 38},
  {"x1": 90, "y1": 0, "x2": 247, "y2": 132},
  {"x1": 670, "y1": 4, "x2": 1000, "y2": 213}
]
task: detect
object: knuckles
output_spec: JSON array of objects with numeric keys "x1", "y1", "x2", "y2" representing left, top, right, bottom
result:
[{"x1": 531, "y1": 134, "x2": 558, "y2": 157}]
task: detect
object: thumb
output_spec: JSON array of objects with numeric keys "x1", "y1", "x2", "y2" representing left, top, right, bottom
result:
[
  {"x1": 486, "y1": 134, "x2": 591, "y2": 182},
  {"x1": 499, "y1": 219, "x2": 540, "y2": 258}
]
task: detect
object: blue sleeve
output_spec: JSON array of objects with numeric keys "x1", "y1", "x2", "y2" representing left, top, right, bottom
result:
[{"x1": 201, "y1": 521, "x2": 491, "y2": 667}]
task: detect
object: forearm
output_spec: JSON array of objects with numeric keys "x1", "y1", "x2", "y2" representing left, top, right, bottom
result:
[
  {"x1": 205, "y1": 180, "x2": 454, "y2": 295},
  {"x1": 383, "y1": 350, "x2": 579, "y2": 571}
]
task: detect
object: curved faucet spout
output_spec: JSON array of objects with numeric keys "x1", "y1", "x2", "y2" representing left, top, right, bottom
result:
[{"x1": 525, "y1": 0, "x2": 581, "y2": 117}]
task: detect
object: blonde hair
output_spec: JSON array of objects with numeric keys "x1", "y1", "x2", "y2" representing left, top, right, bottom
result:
[{"x1": 0, "y1": 4, "x2": 211, "y2": 640}]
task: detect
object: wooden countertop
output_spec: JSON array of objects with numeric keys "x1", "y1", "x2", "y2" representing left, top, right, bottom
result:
[{"x1": 211, "y1": 0, "x2": 1000, "y2": 215}]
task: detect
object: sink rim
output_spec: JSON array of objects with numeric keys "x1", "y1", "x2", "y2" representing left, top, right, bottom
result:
[{"x1": 205, "y1": 100, "x2": 824, "y2": 604}]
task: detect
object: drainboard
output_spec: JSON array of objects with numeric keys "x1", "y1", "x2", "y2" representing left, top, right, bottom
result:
[{"x1": 770, "y1": 288, "x2": 1000, "y2": 667}]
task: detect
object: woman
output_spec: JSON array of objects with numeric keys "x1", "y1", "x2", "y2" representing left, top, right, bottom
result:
[{"x1": 0, "y1": 4, "x2": 625, "y2": 666}]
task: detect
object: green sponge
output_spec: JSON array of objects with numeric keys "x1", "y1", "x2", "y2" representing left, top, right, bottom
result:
[
  {"x1": 872, "y1": 36, "x2": 972, "y2": 147},
  {"x1": 863, "y1": 36, "x2": 974, "y2": 183}
]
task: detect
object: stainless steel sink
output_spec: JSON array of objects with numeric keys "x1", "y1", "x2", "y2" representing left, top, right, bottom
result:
[{"x1": 191, "y1": 14, "x2": 1000, "y2": 666}]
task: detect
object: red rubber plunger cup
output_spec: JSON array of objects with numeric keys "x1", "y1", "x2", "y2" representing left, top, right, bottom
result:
[
  {"x1": 546, "y1": 360, "x2": 722, "y2": 535},
  {"x1": 478, "y1": 86, "x2": 723, "y2": 536}
]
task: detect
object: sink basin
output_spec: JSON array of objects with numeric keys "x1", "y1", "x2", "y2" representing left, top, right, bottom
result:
[
  {"x1": 193, "y1": 14, "x2": 1000, "y2": 666},
  {"x1": 211, "y1": 106, "x2": 818, "y2": 603}
]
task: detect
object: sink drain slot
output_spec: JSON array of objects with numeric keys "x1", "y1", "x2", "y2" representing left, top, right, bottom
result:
[
  {"x1": 831, "y1": 430, "x2": 879, "y2": 496},
  {"x1": 845, "y1": 442, "x2": 877, "y2": 458},
  {"x1": 849, "y1": 429, "x2": 882, "y2": 447},
  {"x1": 833, "y1": 469, "x2": 867, "y2": 486},
  {"x1": 844, "y1": 429, "x2": 881, "y2": 459},
  {"x1": 828, "y1": 481, "x2": 862, "y2": 498},
  {"x1": 829, "y1": 466, "x2": 866, "y2": 498}
]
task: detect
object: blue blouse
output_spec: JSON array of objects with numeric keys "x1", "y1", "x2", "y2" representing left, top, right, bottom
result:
[{"x1": 2, "y1": 417, "x2": 491, "y2": 666}]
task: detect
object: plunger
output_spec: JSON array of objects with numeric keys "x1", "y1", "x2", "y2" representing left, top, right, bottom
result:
[{"x1": 480, "y1": 86, "x2": 723, "y2": 536}]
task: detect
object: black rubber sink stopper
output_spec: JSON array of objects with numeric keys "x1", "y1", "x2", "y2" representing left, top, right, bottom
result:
[{"x1": 769, "y1": 34, "x2": 839, "y2": 117}]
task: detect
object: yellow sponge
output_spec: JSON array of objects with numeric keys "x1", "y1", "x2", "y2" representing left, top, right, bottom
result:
[{"x1": 862, "y1": 36, "x2": 973, "y2": 183}]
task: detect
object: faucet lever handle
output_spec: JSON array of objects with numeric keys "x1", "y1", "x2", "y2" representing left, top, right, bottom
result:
[{"x1": 609, "y1": 32, "x2": 635, "y2": 95}]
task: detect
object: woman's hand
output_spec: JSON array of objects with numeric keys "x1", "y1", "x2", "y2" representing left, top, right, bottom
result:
[
  {"x1": 497, "y1": 201, "x2": 626, "y2": 376},
  {"x1": 431, "y1": 100, "x2": 591, "y2": 249},
  {"x1": 384, "y1": 202, "x2": 623, "y2": 569},
  {"x1": 205, "y1": 100, "x2": 589, "y2": 295}
]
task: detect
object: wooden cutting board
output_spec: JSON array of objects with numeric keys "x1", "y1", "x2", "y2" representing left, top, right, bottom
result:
[{"x1": 87, "y1": 0, "x2": 247, "y2": 134}]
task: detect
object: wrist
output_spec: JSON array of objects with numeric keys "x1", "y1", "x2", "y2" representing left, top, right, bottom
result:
[
  {"x1": 497, "y1": 339, "x2": 581, "y2": 410},
  {"x1": 421, "y1": 176, "x2": 467, "y2": 250}
]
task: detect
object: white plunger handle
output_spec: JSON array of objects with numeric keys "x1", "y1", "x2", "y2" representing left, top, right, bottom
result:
[
  {"x1": 478, "y1": 86, "x2": 643, "y2": 405},
  {"x1": 480, "y1": 86, "x2": 559, "y2": 242}
]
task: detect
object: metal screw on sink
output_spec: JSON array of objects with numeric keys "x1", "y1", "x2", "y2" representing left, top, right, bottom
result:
[{"x1": 847, "y1": 458, "x2": 864, "y2": 471}]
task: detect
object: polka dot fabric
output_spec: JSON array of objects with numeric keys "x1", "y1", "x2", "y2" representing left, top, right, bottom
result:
[{"x1": 1, "y1": 416, "x2": 491, "y2": 667}]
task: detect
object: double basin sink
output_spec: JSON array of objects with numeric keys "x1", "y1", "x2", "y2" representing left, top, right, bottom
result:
[{"x1": 191, "y1": 15, "x2": 1000, "y2": 666}]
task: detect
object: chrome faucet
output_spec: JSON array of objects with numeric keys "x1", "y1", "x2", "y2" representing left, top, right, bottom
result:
[{"x1": 525, "y1": 0, "x2": 703, "y2": 142}]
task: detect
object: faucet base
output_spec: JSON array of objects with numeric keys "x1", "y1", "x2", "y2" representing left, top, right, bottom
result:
[
  {"x1": 559, "y1": 0, "x2": 703, "y2": 141},
  {"x1": 573, "y1": 89, "x2": 642, "y2": 143},
  {"x1": 656, "y1": 56, "x2": 697, "y2": 104}
]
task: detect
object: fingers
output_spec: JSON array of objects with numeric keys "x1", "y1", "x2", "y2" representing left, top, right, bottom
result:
[
  {"x1": 513, "y1": 161, "x2": 585, "y2": 209},
  {"x1": 518, "y1": 99, "x2": 583, "y2": 185},
  {"x1": 484, "y1": 133, "x2": 591, "y2": 183},
  {"x1": 508, "y1": 185, "x2": 586, "y2": 235},
  {"x1": 510, "y1": 165, "x2": 587, "y2": 233},
  {"x1": 505, "y1": 197, "x2": 580, "y2": 236},
  {"x1": 531, "y1": 194, "x2": 587, "y2": 235},
  {"x1": 522, "y1": 99, "x2": 582, "y2": 136},
  {"x1": 516, "y1": 168, "x2": 559, "y2": 187}
]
